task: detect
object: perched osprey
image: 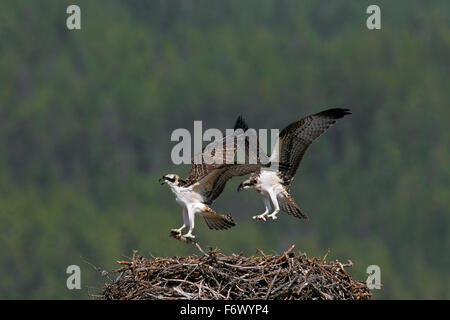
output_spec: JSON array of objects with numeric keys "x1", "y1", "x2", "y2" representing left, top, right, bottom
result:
[
  {"x1": 237, "y1": 108, "x2": 351, "y2": 221},
  {"x1": 160, "y1": 117, "x2": 263, "y2": 238}
]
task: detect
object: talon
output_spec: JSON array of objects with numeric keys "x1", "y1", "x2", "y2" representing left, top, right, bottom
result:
[
  {"x1": 183, "y1": 232, "x2": 196, "y2": 239},
  {"x1": 170, "y1": 229, "x2": 181, "y2": 234},
  {"x1": 268, "y1": 214, "x2": 278, "y2": 220},
  {"x1": 252, "y1": 214, "x2": 267, "y2": 221}
]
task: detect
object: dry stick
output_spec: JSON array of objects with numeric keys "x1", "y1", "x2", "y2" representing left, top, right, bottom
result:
[
  {"x1": 322, "y1": 248, "x2": 331, "y2": 263},
  {"x1": 194, "y1": 242, "x2": 209, "y2": 257},
  {"x1": 256, "y1": 248, "x2": 267, "y2": 258},
  {"x1": 277, "y1": 244, "x2": 295, "y2": 262},
  {"x1": 173, "y1": 286, "x2": 195, "y2": 299},
  {"x1": 265, "y1": 268, "x2": 282, "y2": 299}
]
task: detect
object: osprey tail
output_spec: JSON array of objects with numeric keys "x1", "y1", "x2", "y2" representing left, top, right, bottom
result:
[
  {"x1": 201, "y1": 206, "x2": 236, "y2": 230},
  {"x1": 277, "y1": 192, "x2": 309, "y2": 219}
]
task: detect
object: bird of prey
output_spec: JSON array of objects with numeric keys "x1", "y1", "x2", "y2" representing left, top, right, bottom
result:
[
  {"x1": 160, "y1": 117, "x2": 264, "y2": 238},
  {"x1": 237, "y1": 108, "x2": 351, "y2": 221}
]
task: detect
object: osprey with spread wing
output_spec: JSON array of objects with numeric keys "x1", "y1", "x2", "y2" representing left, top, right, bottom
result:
[
  {"x1": 237, "y1": 108, "x2": 351, "y2": 221},
  {"x1": 160, "y1": 117, "x2": 265, "y2": 238}
]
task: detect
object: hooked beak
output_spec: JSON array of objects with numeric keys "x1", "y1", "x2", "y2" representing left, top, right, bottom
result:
[
  {"x1": 159, "y1": 177, "x2": 165, "y2": 185},
  {"x1": 237, "y1": 183, "x2": 244, "y2": 192}
]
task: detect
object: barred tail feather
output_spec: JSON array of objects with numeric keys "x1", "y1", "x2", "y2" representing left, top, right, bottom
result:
[
  {"x1": 201, "y1": 207, "x2": 236, "y2": 230},
  {"x1": 278, "y1": 193, "x2": 309, "y2": 219}
]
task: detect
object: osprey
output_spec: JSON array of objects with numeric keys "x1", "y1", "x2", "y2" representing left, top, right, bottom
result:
[
  {"x1": 160, "y1": 117, "x2": 264, "y2": 238},
  {"x1": 237, "y1": 108, "x2": 351, "y2": 221}
]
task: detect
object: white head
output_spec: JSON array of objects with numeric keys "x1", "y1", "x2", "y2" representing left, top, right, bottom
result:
[
  {"x1": 237, "y1": 176, "x2": 260, "y2": 192},
  {"x1": 159, "y1": 174, "x2": 181, "y2": 186}
]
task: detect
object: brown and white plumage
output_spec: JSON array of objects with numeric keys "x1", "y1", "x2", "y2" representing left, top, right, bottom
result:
[
  {"x1": 160, "y1": 116, "x2": 264, "y2": 238},
  {"x1": 238, "y1": 108, "x2": 351, "y2": 221}
]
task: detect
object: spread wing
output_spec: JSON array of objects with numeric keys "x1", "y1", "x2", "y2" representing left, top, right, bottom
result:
[
  {"x1": 271, "y1": 108, "x2": 351, "y2": 185},
  {"x1": 200, "y1": 206, "x2": 236, "y2": 230},
  {"x1": 192, "y1": 163, "x2": 264, "y2": 205},
  {"x1": 182, "y1": 116, "x2": 259, "y2": 186}
]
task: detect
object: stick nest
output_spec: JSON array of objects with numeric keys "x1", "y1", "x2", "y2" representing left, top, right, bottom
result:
[{"x1": 99, "y1": 244, "x2": 372, "y2": 300}]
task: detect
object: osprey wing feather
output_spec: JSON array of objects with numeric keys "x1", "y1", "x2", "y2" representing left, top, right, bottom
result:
[
  {"x1": 274, "y1": 108, "x2": 351, "y2": 185},
  {"x1": 182, "y1": 116, "x2": 250, "y2": 187},
  {"x1": 192, "y1": 163, "x2": 265, "y2": 205}
]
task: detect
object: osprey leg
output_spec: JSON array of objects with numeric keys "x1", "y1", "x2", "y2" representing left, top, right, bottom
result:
[
  {"x1": 171, "y1": 208, "x2": 189, "y2": 234},
  {"x1": 253, "y1": 197, "x2": 271, "y2": 221},
  {"x1": 183, "y1": 207, "x2": 196, "y2": 238},
  {"x1": 267, "y1": 191, "x2": 280, "y2": 220}
]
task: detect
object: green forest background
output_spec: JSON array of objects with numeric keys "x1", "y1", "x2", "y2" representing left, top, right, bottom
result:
[{"x1": 0, "y1": 0, "x2": 449, "y2": 299}]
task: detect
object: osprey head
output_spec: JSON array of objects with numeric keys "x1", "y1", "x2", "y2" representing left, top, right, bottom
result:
[
  {"x1": 237, "y1": 177, "x2": 259, "y2": 192},
  {"x1": 159, "y1": 174, "x2": 180, "y2": 186}
]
